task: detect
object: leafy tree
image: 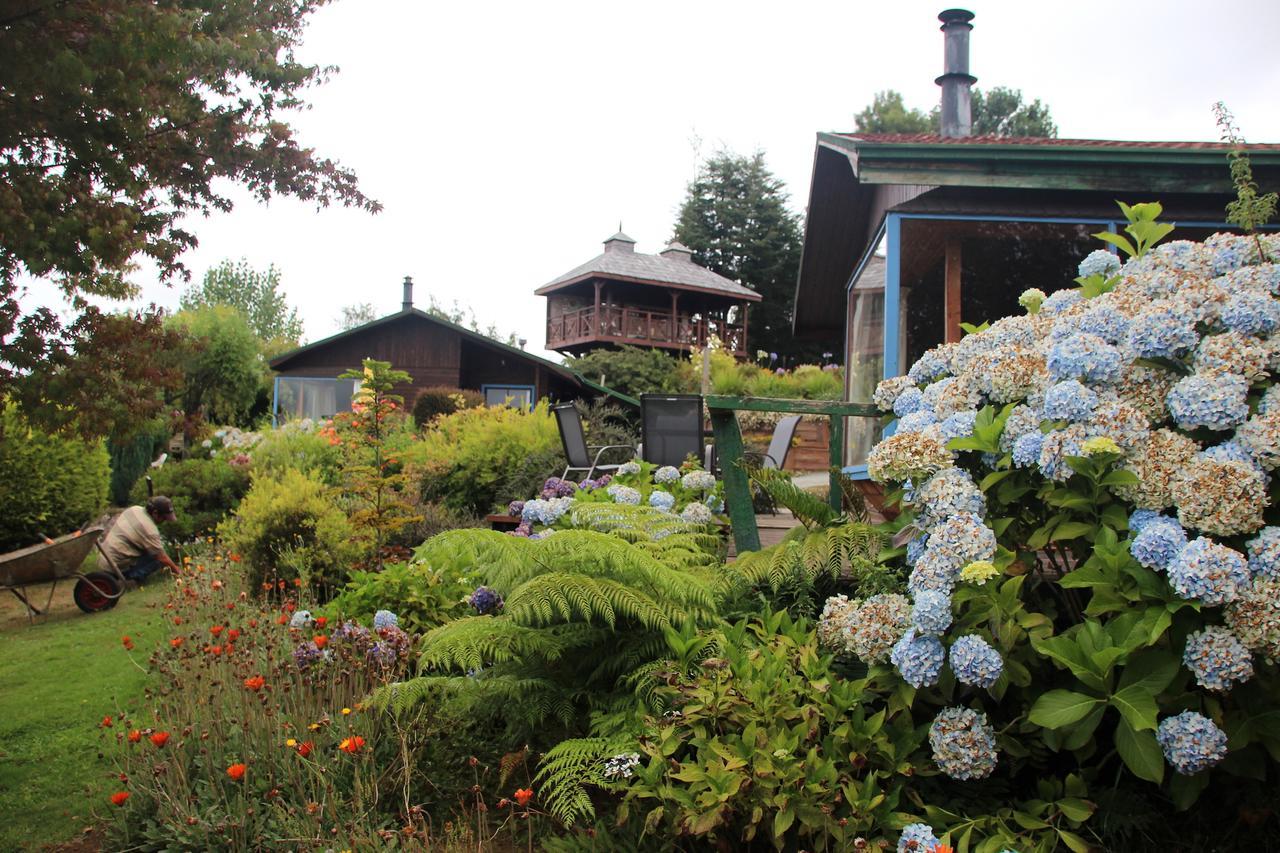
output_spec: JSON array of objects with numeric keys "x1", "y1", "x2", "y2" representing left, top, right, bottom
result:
[
  {"x1": 338, "y1": 303, "x2": 380, "y2": 330},
  {"x1": 0, "y1": 0, "x2": 378, "y2": 402},
  {"x1": 182, "y1": 259, "x2": 304, "y2": 349},
  {"x1": 854, "y1": 86, "x2": 1058, "y2": 137},
  {"x1": 674, "y1": 151, "x2": 830, "y2": 362},
  {"x1": 424, "y1": 295, "x2": 518, "y2": 345},
  {"x1": 563, "y1": 345, "x2": 691, "y2": 397},
  {"x1": 169, "y1": 306, "x2": 264, "y2": 428}
]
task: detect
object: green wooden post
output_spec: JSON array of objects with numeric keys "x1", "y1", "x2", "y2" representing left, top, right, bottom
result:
[
  {"x1": 828, "y1": 413, "x2": 845, "y2": 513},
  {"x1": 708, "y1": 408, "x2": 760, "y2": 554}
]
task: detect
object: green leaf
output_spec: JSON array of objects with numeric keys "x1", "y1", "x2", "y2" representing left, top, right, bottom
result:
[
  {"x1": 1029, "y1": 690, "x2": 1104, "y2": 729},
  {"x1": 1055, "y1": 797, "x2": 1095, "y2": 823},
  {"x1": 1057, "y1": 829, "x2": 1092, "y2": 853},
  {"x1": 1117, "y1": 649, "x2": 1180, "y2": 696},
  {"x1": 1115, "y1": 720, "x2": 1164, "y2": 784},
  {"x1": 1093, "y1": 231, "x2": 1137, "y2": 257},
  {"x1": 1051, "y1": 521, "x2": 1096, "y2": 542},
  {"x1": 1060, "y1": 705, "x2": 1106, "y2": 751},
  {"x1": 1168, "y1": 766, "x2": 1210, "y2": 810},
  {"x1": 773, "y1": 806, "x2": 795, "y2": 838},
  {"x1": 1110, "y1": 684, "x2": 1159, "y2": 732}
]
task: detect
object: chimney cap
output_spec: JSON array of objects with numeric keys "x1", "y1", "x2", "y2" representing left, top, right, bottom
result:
[{"x1": 938, "y1": 8, "x2": 974, "y2": 26}]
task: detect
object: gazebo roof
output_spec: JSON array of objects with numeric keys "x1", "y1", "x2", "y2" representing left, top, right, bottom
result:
[{"x1": 537, "y1": 234, "x2": 762, "y2": 302}]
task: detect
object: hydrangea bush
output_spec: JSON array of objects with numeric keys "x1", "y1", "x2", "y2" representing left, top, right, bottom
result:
[{"x1": 837, "y1": 212, "x2": 1280, "y2": 847}]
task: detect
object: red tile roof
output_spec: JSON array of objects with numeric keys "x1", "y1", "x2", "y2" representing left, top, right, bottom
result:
[{"x1": 832, "y1": 133, "x2": 1280, "y2": 150}]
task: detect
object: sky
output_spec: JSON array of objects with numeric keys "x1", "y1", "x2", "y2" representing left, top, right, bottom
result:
[{"x1": 22, "y1": 0, "x2": 1280, "y2": 361}]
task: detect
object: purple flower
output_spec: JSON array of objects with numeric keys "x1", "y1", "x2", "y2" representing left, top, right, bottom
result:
[{"x1": 469, "y1": 586, "x2": 504, "y2": 615}]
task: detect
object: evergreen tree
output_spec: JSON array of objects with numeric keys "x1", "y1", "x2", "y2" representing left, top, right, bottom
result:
[{"x1": 674, "y1": 151, "x2": 829, "y2": 362}]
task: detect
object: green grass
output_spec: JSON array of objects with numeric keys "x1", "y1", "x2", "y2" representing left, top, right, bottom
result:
[{"x1": 0, "y1": 578, "x2": 170, "y2": 850}]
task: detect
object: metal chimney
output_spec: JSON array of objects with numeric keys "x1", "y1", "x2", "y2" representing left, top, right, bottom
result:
[
  {"x1": 936, "y1": 9, "x2": 976, "y2": 138},
  {"x1": 402, "y1": 275, "x2": 414, "y2": 311}
]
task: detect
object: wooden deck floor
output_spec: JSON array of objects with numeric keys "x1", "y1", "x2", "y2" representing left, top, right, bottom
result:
[{"x1": 726, "y1": 509, "x2": 804, "y2": 558}]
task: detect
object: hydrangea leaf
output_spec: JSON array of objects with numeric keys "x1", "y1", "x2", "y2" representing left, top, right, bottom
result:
[
  {"x1": 1115, "y1": 719, "x2": 1164, "y2": 784},
  {"x1": 1028, "y1": 689, "x2": 1104, "y2": 729}
]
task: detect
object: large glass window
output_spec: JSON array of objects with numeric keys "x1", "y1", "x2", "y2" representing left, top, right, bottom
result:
[
  {"x1": 274, "y1": 377, "x2": 358, "y2": 423},
  {"x1": 483, "y1": 385, "x2": 534, "y2": 408}
]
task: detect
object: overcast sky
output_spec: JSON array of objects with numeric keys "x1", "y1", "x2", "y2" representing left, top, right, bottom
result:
[{"x1": 24, "y1": 0, "x2": 1280, "y2": 360}]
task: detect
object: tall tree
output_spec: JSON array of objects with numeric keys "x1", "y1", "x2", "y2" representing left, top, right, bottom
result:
[
  {"x1": 182, "y1": 259, "x2": 304, "y2": 347},
  {"x1": 168, "y1": 306, "x2": 264, "y2": 428},
  {"x1": 338, "y1": 303, "x2": 380, "y2": 331},
  {"x1": 674, "y1": 151, "x2": 827, "y2": 362},
  {"x1": 854, "y1": 87, "x2": 1058, "y2": 137},
  {"x1": 0, "y1": 0, "x2": 378, "y2": 402}
]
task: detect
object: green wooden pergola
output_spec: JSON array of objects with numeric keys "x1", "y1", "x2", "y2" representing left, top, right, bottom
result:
[{"x1": 706, "y1": 395, "x2": 880, "y2": 554}]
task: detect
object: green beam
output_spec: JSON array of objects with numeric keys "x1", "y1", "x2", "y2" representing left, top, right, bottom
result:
[
  {"x1": 706, "y1": 395, "x2": 879, "y2": 417},
  {"x1": 708, "y1": 407, "x2": 759, "y2": 555},
  {"x1": 828, "y1": 414, "x2": 845, "y2": 513}
]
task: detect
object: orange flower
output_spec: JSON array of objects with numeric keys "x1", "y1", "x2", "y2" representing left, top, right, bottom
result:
[
  {"x1": 110, "y1": 791, "x2": 130, "y2": 807},
  {"x1": 227, "y1": 762, "x2": 247, "y2": 781},
  {"x1": 338, "y1": 735, "x2": 365, "y2": 754},
  {"x1": 173, "y1": 616, "x2": 182, "y2": 625},
  {"x1": 297, "y1": 740, "x2": 314, "y2": 758},
  {"x1": 228, "y1": 553, "x2": 242, "y2": 563},
  {"x1": 248, "y1": 619, "x2": 258, "y2": 628},
  {"x1": 150, "y1": 731, "x2": 170, "y2": 748},
  {"x1": 170, "y1": 637, "x2": 183, "y2": 648},
  {"x1": 127, "y1": 729, "x2": 142, "y2": 743},
  {"x1": 514, "y1": 788, "x2": 533, "y2": 807},
  {"x1": 315, "y1": 616, "x2": 328, "y2": 628},
  {"x1": 313, "y1": 635, "x2": 328, "y2": 649},
  {"x1": 121, "y1": 636, "x2": 134, "y2": 651},
  {"x1": 101, "y1": 715, "x2": 113, "y2": 728},
  {"x1": 210, "y1": 625, "x2": 224, "y2": 637},
  {"x1": 212, "y1": 579, "x2": 224, "y2": 590},
  {"x1": 228, "y1": 628, "x2": 241, "y2": 641},
  {"x1": 207, "y1": 644, "x2": 222, "y2": 655},
  {"x1": 276, "y1": 614, "x2": 288, "y2": 625},
  {"x1": 244, "y1": 675, "x2": 265, "y2": 692},
  {"x1": 930, "y1": 845, "x2": 954, "y2": 853}
]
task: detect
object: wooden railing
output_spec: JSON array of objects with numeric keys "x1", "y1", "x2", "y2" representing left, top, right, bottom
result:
[
  {"x1": 706, "y1": 395, "x2": 880, "y2": 554},
  {"x1": 547, "y1": 307, "x2": 746, "y2": 354}
]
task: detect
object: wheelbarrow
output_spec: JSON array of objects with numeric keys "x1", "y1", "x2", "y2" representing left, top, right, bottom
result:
[{"x1": 0, "y1": 528, "x2": 128, "y2": 618}]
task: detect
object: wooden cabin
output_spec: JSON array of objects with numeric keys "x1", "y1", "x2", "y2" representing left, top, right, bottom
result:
[
  {"x1": 537, "y1": 231, "x2": 762, "y2": 357},
  {"x1": 792, "y1": 132, "x2": 1280, "y2": 473},
  {"x1": 269, "y1": 279, "x2": 595, "y2": 423}
]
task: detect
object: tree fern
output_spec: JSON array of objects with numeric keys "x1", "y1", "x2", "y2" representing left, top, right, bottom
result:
[
  {"x1": 532, "y1": 737, "x2": 619, "y2": 826},
  {"x1": 746, "y1": 466, "x2": 838, "y2": 527}
]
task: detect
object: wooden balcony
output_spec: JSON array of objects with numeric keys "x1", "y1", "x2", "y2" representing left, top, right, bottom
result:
[{"x1": 547, "y1": 306, "x2": 746, "y2": 355}]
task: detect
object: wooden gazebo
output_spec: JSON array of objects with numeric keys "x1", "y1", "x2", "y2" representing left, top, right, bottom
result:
[{"x1": 537, "y1": 231, "x2": 762, "y2": 357}]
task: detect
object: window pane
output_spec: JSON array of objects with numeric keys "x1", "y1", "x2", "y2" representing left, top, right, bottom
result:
[
  {"x1": 275, "y1": 378, "x2": 356, "y2": 422},
  {"x1": 485, "y1": 387, "x2": 532, "y2": 408}
]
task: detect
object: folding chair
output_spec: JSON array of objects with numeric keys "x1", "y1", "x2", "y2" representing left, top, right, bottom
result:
[
  {"x1": 640, "y1": 394, "x2": 710, "y2": 468},
  {"x1": 552, "y1": 403, "x2": 635, "y2": 480}
]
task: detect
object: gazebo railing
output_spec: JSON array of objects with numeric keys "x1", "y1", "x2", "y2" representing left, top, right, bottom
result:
[{"x1": 706, "y1": 395, "x2": 881, "y2": 554}]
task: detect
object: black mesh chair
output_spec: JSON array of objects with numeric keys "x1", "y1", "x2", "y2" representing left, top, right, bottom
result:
[
  {"x1": 640, "y1": 394, "x2": 707, "y2": 468},
  {"x1": 552, "y1": 403, "x2": 635, "y2": 481}
]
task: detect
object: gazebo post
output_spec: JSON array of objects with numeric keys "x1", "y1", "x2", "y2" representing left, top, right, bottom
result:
[
  {"x1": 741, "y1": 302, "x2": 749, "y2": 356},
  {"x1": 593, "y1": 280, "x2": 602, "y2": 337}
]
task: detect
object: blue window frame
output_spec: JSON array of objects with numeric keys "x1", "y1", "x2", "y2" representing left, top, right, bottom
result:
[{"x1": 481, "y1": 384, "x2": 535, "y2": 408}]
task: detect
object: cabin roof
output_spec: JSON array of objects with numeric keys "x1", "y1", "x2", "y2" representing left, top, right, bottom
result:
[{"x1": 537, "y1": 238, "x2": 763, "y2": 302}]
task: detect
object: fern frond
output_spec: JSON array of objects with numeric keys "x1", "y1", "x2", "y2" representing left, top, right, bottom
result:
[
  {"x1": 416, "y1": 616, "x2": 601, "y2": 671},
  {"x1": 533, "y1": 737, "x2": 617, "y2": 826},
  {"x1": 506, "y1": 573, "x2": 675, "y2": 631},
  {"x1": 746, "y1": 466, "x2": 838, "y2": 527}
]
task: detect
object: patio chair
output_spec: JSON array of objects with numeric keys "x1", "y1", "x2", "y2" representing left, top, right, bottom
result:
[
  {"x1": 640, "y1": 394, "x2": 710, "y2": 469},
  {"x1": 752, "y1": 415, "x2": 802, "y2": 470},
  {"x1": 552, "y1": 403, "x2": 635, "y2": 481}
]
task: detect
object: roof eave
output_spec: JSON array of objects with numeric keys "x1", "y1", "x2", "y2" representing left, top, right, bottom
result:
[{"x1": 536, "y1": 272, "x2": 762, "y2": 302}]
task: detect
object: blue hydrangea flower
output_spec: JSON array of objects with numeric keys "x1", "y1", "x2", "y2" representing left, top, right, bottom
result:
[
  {"x1": 617, "y1": 461, "x2": 641, "y2": 476},
  {"x1": 704, "y1": 495, "x2": 725, "y2": 513},
  {"x1": 289, "y1": 609, "x2": 314, "y2": 629},
  {"x1": 1129, "y1": 508, "x2": 1163, "y2": 534},
  {"x1": 653, "y1": 466, "x2": 680, "y2": 484},
  {"x1": 681, "y1": 502, "x2": 714, "y2": 524},
  {"x1": 1079, "y1": 248, "x2": 1121, "y2": 278},
  {"x1": 909, "y1": 350, "x2": 951, "y2": 383},
  {"x1": 1200, "y1": 440, "x2": 1260, "y2": 469},
  {"x1": 911, "y1": 591, "x2": 953, "y2": 636},
  {"x1": 1130, "y1": 517, "x2": 1187, "y2": 572},
  {"x1": 469, "y1": 586, "x2": 504, "y2": 615},
  {"x1": 648, "y1": 490, "x2": 675, "y2": 511},
  {"x1": 372, "y1": 610, "x2": 398, "y2": 631},
  {"x1": 890, "y1": 628, "x2": 946, "y2": 687},
  {"x1": 1043, "y1": 380, "x2": 1099, "y2": 422},
  {"x1": 914, "y1": 468, "x2": 985, "y2": 531},
  {"x1": 522, "y1": 497, "x2": 574, "y2": 525},
  {"x1": 1037, "y1": 425, "x2": 1086, "y2": 481},
  {"x1": 1125, "y1": 308, "x2": 1200, "y2": 359},
  {"x1": 896, "y1": 410, "x2": 938, "y2": 434},
  {"x1": 906, "y1": 532, "x2": 929, "y2": 567},
  {"x1": 1077, "y1": 306, "x2": 1131, "y2": 344},
  {"x1": 939, "y1": 409, "x2": 978, "y2": 440},
  {"x1": 1242, "y1": 527, "x2": 1280, "y2": 579},
  {"x1": 1221, "y1": 291, "x2": 1280, "y2": 336},
  {"x1": 898, "y1": 823, "x2": 940, "y2": 853},
  {"x1": 1166, "y1": 373, "x2": 1250, "y2": 431},
  {"x1": 894, "y1": 387, "x2": 928, "y2": 417},
  {"x1": 1183, "y1": 625, "x2": 1254, "y2": 692},
  {"x1": 1157, "y1": 711, "x2": 1229, "y2": 775},
  {"x1": 1012, "y1": 432, "x2": 1044, "y2": 468},
  {"x1": 606, "y1": 485, "x2": 641, "y2": 505},
  {"x1": 681, "y1": 471, "x2": 717, "y2": 492},
  {"x1": 1168, "y1": 537, "x2": 1250, "y2": 605},
  {"x1": 928, "y1": 706, "x2": 999, "y2": 780},
  {"x1": 949, "y1": 634, "x2": 1004, "y2": 688},
  {"x1": 1047, "y1": 333, "x2": 1124, "y2": 384},
  {"x1": 1041, "y1": 289, "x2": 1084, "y2": 315}
]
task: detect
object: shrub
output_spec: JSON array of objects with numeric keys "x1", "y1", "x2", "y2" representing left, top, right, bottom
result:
[
  {"x1": 564, "y1": 345, "x2": 694, "y2": 398},
  {"x1": 0, "y1": 406, "x2": 109, "y2": 551},
  {"x1": 392, "y1": 499, "x2": 483, "y2": 549},
  {"x1": 218, "y1": 468, "x2": 359, "y2": 597},
  {"x1": 107, "y1": 424, "x2": 169, "y2": 505},
  {"x1": 327, "y1": 560, "x2": 469, "y2": 633},
  {"x1": 129, "y1": 456, "x2": 251, "y2": 541},
  {"x1": 411, "y1": 386, "x2": 483, "y2": 427},
  {"x1": 406, "y1": 401, "x2": 563, "y2": 514},
  {"x1": 249, "y1": 421, "x2": 342, "y2": 485}
]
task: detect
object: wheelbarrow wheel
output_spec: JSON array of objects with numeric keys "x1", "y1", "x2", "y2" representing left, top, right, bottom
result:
[{"x1": 74, "y1": 572, "x2": 121, "y2": 613}]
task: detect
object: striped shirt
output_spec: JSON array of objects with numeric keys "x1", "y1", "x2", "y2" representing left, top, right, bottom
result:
[{"x1": 100, "y1": 506, "x2": 165, "y2": 569}]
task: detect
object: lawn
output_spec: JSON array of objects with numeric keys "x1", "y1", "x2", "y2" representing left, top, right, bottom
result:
[{"x1": 0, "y1": 573, "x2": 171, "y2": 850}]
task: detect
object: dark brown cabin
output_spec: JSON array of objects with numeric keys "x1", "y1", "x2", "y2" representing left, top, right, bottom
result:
[
  {"x1": 537, "y1": 231, "x2": 762, "y2": 358},
  {"x1": 268, "y1": 280, "x2": 592, "y2": 423}
]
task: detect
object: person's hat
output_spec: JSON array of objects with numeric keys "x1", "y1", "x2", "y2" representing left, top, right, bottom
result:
[{"x1": 147, "y1": 495, "x2": 177, "y2": 522}]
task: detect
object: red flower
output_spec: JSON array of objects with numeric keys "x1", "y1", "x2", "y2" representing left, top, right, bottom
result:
[
  {"x1": 207, "y1": 645, "x2": 222, "y2": 655},
  {"x1": 228, "y1": 553, "x2": 242, "y2": 563},
  {"x1": 170, "y1": 637, "x2": 183, "y2": 648},
  {"x1": 228, "y1": 628, "x2": 241, "y2": 641},
  {"x1": 244, "y1": 675, "x2": 265, "y2": 692},
  {"x1": 121, "y1": 635, "x2": 134, "y2": 651},
  {"x1": 338, "y1": 735, "x2": 365, "y2": 754},
  {"x1": 297, "y1": 740, "x2": 314, "y2": 758},
  {"x1": 314, "y1": 616, "x2": 328, "y2": 628},
  {"x1": 110, "y1": 791, "x2": 130, "y2": 807},
  {"x1": 313, "y1": 635, "x2": 328, "y2": 649},
  {"x1": 248, "y1": 619, "x2": 258, "y2": 628},
  {"x1": 210, "y1": 625, "x2": 224, "y2": 637},
  {"x1": 150, "y1": 731, "x2": 170, "y2": 748},
  {"x1": 127, "y1": 729, "x2": 142, "y2": 743},
  {"x1": 276, "y1": 614, "x2": 288, "y2": 625},
  {"x1": 514, "y1": 788, "x2": 533, "y2": 807},
  {"x1": 227, "y1": 762, "x2": 247, "y2": 781},
  {"x1": 101, "y1": 715, "x2": 112, "y2": 728},
  {"x1": 173, "y1": 616, "x2": 182, "y2": 625}
]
